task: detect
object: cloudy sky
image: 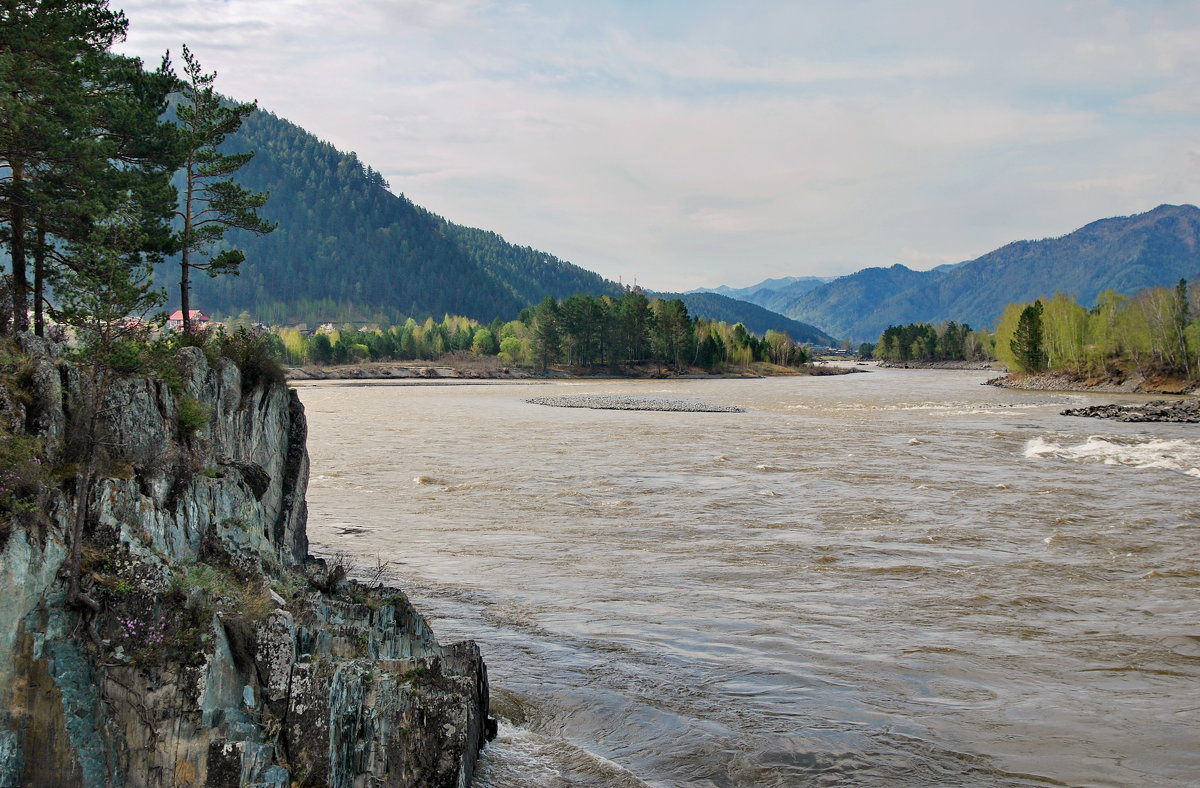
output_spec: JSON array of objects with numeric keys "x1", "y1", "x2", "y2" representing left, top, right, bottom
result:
[{"x1": 113, "y1": 0, "x2": 1200, "y2": 291}]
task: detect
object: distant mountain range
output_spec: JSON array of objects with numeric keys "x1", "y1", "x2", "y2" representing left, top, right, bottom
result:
[
  {"x1": 734, "y1": 204, "x2": 1200, "y2": 341},
  {"x1": 689, "y1": 276, "x2": 833, "y2": 304}
]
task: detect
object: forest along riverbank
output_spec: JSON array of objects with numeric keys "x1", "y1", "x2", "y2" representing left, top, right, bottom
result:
[
  {"x1": 297, "y1": 369, "x2": 1200, "y2": 788},
  {"x1": 285, "y1": 359, "x2": 861, "y2": 382}
]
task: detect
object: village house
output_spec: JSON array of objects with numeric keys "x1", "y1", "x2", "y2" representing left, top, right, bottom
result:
[{"x1": 167, "y1": 309, "x2": 212, "y2": 331}]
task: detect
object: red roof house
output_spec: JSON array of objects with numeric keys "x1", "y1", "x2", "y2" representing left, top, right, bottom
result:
[{"x1": 167, "y1": 309, "x2": 212, "y2": 330}]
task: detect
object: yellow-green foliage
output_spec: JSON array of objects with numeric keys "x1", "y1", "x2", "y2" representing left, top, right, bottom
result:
[
  {"x1": 995, "y1": 281, "x2": 1198, "y2": 377},
  {"x1": 278, "y1": 327, "x2": 309, "y2": 364},
  {"x1": 498, "y1": 336, "x2": 529, "y2": 365},
  {"x1": 992, "y1": 302, "x2": 1024, "y2": 371}
]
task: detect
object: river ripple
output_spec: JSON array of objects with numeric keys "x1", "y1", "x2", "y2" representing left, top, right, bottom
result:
[{"x1": 296, "y1": 368, "x2": 1200, "y2": 787}]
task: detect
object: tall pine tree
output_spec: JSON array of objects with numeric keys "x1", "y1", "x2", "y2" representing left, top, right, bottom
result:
[
  {"x1": 1, "y1": 1, "x2": 177, "y2": 335},
  {"x1": 1010, "y1": 299, "x2": 1047, "y2": 373},
  {"x1": 172, "y1": 44, "x2": 274, "y2": 333}
]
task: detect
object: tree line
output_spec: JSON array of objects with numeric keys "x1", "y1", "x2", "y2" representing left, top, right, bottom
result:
[
  {"x1": 267, "y1": 291, "x2": 812, "y2": 372},
  {"x1": 871, "y1": 321, "x2": 993, "y2": 363},
  {"x1": 995, "y1": 281, "x2": 1198, "y2": 377},
  {"x1": 869, "y1": 279, "x2": 1198, "y2": 380}
]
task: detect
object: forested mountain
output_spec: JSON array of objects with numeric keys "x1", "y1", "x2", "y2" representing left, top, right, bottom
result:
[
  {"x1": 690, "y1": 276, "x2": 831, "y2": 307},
  {"x1": 774, "y1": 204, "x2": 1200, "y2": 340},
  {"x1": 159, "y1": 108, "x2": 623, "y2": 325},
  {"x1": 657, "y1": 291, "x2": 835, "y2": 345}
]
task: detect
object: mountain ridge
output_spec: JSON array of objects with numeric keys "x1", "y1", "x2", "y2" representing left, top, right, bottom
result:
[
  {"x1": 764, "y1": 204, "x2": 1200, "y2": 340},
  {"x1": 653, "y1": 291, "x2": 835, "y2": 345}
]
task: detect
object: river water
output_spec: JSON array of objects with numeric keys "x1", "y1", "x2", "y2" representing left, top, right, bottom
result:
[{"x1": 294, "y1": 368, "x2": 1200, "y2": 787}]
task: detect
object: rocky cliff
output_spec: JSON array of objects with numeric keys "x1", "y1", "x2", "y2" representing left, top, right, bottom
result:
[{"x1": 0, "y1": 335, "x2": 491, "y2": 787}]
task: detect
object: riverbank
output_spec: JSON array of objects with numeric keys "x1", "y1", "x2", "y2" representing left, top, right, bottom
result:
[
  {"x1": 287, "y1": 359, "x2": 861, "y2": 381},
  {"x1": 986, "y1": 370, "x2": 1200, "y2": 395},
  {"x1": 875, "y1": 359, "x2": 1003, "y2": 371}
]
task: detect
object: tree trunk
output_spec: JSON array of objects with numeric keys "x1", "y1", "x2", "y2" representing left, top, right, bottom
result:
[
  {"x1": 67, "y1": 460, "x2": 100, "y2": 614},
  {"x1": 10, "y1": 158, "x2": 28, "y2": 332},
  {"x1": 180, "y1": 157, "x2": 195, "y2": 334},
  {"x1": 33, "y1": 225, "x2": 45, "y2": 337},
  {"x1": 180, "y1": 260, "x2": 191, "y2": 334}
]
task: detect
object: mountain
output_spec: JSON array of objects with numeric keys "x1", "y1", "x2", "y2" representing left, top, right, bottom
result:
[
  {"x1": 166, "y1": 108, "x2": 623, "y2": 325},
  {"x1": 691, "y1": 276, "x2": 832, "y2": 309},
  {"x1": 165, "y1": 107, "x2": 821, "y2": 338},
  {"x1": 768, "y1": 264, "x2": 943, "y2": 339},
  {"x1": 657, "y1": 291, "x2": 835, "y2": 345},
  {"x1": 778, "y1": 204, "x2": 1200, "y2": 341}
]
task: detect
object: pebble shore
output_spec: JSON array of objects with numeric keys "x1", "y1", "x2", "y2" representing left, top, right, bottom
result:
[{"x1": 526, "y1": 394, "x2": 745, "y2": 412}]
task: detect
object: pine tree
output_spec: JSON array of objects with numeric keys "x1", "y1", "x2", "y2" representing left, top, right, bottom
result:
[
  {"x1": 1010, "y1": 300, "x2": 1047, "y2": 373},
  {"x1": 0, "y1": 0, "x2": 158, "y2": 331},
  {"x1": 531, "y1": 296, "x2": 560, "y2": 372},
  {"x1": 172, "y1": 44, "x2": 274, "y2": 333}
]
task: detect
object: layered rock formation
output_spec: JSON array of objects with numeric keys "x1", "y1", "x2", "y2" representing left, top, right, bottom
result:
[{"x1": 0, "y1": 336, "x2": 490, "y2": 787}]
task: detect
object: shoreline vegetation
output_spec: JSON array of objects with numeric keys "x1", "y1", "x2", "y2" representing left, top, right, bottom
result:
[{"x1": 285, "y1": 358, "x2": 863, "y2": 382}]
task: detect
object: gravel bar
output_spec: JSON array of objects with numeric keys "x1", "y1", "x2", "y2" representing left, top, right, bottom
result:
[
  {"x1": 526, "y1": 394, "x2": 745, "y2": 413},
  {"x1": 1061, "y1": 398, "x2": 1200, "y2": 423}
]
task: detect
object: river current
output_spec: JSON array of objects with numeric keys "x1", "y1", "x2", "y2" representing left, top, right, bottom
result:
[{"x1": 294, "y1": 368, "x2": 1199, "y2": 787}]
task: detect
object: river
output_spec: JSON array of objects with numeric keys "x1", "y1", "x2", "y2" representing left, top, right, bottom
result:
[{"x1": 294, "y1": 367, "x2": 1199, "y2": 787}]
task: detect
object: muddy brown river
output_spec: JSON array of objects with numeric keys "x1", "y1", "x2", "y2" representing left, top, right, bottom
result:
[{"x1": 296, "y1": 368, "x2": 1199, "y2": 787}]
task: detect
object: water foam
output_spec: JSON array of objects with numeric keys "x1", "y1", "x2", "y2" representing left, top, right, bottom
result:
[
  {"x1": 1024, "y1": 435, "x2": 1200, "y2": 478},
  {"x1": 474, "y1": 721, "x2": 650, "y2": 788}
]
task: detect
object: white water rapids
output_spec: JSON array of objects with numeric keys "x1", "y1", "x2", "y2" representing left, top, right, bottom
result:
[{"x1": 295, "y1": 367, "x2": 1199, "y2": 787}]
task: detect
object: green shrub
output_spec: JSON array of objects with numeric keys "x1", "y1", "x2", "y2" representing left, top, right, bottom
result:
[
  {"x1": 0, "y1": 430, "x2": 46, "y2": 519},
  {"x1": 177, "y1": 396, "x2": 210, "y2": 439},
  {"x1": 141, "y1": 338, "x2": 184, "y2": 393},
  {"x1": 170, "y1": 563, "x2": 227, "y2": 598},
  {"x1": 103, "y1": 340, "x2": 145, "y2": 374},
  {"x1": 216, "y1": 328, "x2": 286, "y2": 391}
]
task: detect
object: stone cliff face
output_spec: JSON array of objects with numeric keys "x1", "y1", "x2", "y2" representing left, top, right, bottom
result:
[{"x1": 0, "y1": 336, "x2": 490, "y2": 787}]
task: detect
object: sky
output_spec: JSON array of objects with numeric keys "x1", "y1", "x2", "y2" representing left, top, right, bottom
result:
[{"x1": 112, "y1": 0, "x2": 1200, "y2": 292}]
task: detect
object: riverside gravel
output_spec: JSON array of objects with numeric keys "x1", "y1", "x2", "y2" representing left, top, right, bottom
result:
[{"x1": 526, "y1": 394, "x2": 745, "y2": 413}]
